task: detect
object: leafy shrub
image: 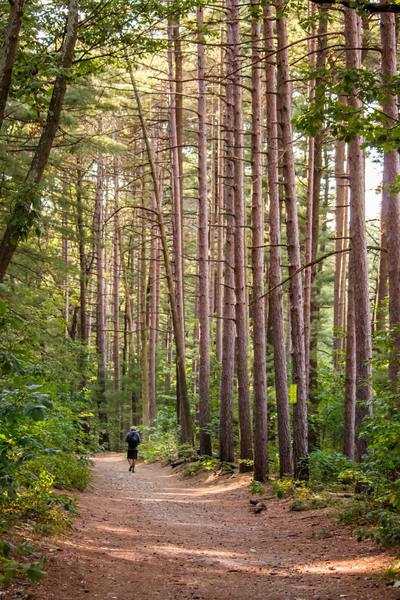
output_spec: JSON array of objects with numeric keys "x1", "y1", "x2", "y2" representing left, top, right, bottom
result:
[
  {"x1": 0, "y1": 540, "x2": 45, "y2": 587},
  {"x1": 309, "y1": 450, "x2": 354, "y2": 483},
  {"x1": 183, "y1": 458, "x2": 234, "y2": 477},
  {"x1": 339, "y1": 499, "x2": 400, "y2": 547},
  {"x1": 22, "y1": 454, "x2": 92, "y2": 492},
  {"x1": 1, "y1": 470, "x2": 76, "y2": 534},
  {"x1": 139, "y1": 429, "x2": 181, "y2": 463},
  {"x1": 272, "y1": 477, "x2": 296, "y2": 498},
  {"x1": 249, "y1": 480, "x2": 265, "y2": 496}
]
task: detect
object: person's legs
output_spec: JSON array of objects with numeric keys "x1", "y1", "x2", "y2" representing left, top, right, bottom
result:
[
  {"x1": 128, "y1": 457, "x2": 134, "y2": 471},
  {"x1": 131, "y1": 449, "x2": 138, "y2": 473}
]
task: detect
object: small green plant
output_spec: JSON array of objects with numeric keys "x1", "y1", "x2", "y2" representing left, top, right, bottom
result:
[
  {"x1": 249, "y1": 480, "x2": 265, "y2": 496},
  {"x1": 272, "y1": 477, "x2": 296, "y2": 498},
  {"x1": 309, "y1": 450, "x2": 354, "y2": 483},
  {"x1": 0, "y1": 540, "x2": 46, "y2": 587},
  {"x1": 385, "y1": 559, "x2": 400, "y2": 580},
  {"x1": 290, "y1": 496, "x2": 330, "y2": 511},
  {"x1": 183, "y1": 458, "x2": 234, "y2": 477}
]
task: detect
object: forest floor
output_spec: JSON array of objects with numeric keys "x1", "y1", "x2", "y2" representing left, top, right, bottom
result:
[{"x1": 8, "y1": 453, "x2": 400, "y2": 600}]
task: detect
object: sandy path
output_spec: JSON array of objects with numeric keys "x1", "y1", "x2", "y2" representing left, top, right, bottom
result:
[{"x1": 30, "y1": 453, "x2": 398, "y2": 600}]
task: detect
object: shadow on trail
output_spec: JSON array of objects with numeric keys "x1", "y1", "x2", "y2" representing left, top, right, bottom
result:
[{"x1": 31, "y1": 454, "x2": 397, "y2": 600}]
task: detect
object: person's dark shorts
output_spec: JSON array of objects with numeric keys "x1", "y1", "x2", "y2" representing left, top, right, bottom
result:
[{"x1": 127, "y1": 448, "x2": 138, "y2": 459}]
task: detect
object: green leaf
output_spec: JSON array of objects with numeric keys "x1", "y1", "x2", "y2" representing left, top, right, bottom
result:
[{"x1": 24, "y1": 404, "x2": 46, "y2": 421}]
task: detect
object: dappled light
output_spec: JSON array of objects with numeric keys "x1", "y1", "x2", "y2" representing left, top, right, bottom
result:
[
  {"x1": 1, "y1": 0, "x2": 400, "y2": 595},
  {"x1": 28, "y1": 456, "x2": 398, "y2": 600}
]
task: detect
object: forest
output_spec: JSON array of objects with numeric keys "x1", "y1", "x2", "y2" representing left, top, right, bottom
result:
[{"x1": 1, "y1": 0, "x2": 400, "y2": 595}]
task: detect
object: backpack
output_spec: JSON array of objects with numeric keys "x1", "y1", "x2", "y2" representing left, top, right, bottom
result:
[{"x1": 127, "y1": 431, "x2": 140, "y2": 447}]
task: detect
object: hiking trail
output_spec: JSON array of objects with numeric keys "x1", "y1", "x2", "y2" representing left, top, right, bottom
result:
[{"x1": 27, "y1": 454, "x2": 398, "y2": 600}]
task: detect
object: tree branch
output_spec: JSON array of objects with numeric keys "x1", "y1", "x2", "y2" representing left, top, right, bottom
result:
[{"x1": 310, "y1": 0, "x2": 400, "y2": 12}]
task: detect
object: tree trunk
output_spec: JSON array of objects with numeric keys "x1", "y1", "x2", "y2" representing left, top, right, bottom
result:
[
  {"x1": 344, "y1": 8, "x2": 372, "y2": 460},
  {"x1": 209, "y1": 96, "x2": 218, "y2": 318},
  {"x1": 303, "y1": 3, "x2": 317, "y2": 390},
  {"x1": 0, "y1": 0, "x2": 79, "y2": 280},
  {"x1": 130, "y1": 71, "x2": 193, "y2": 445},
  {"x1": 140, "y1": 173, "x2": 150, "y2": 427},
  {"x1": 308, "y1": 8, "x2": 328, "y2": 406},
  {"x1": 113, "y1": 156, "x2": 121, "y2": 395},
  {"x1": 276, "y1": 0, "x2": 308, "y2": 476},
  {"x1": 167, "y1": 18, "x2": 187, "y2": 440},
  {"x1": 0, "y1": 0, "x2": 26, "y2": 129},
  {"x1": 76, "y1": 165, "x2": 88, "y2": 345},
  {"x1": 230, "y1": 0, "x2": 253, "y2": 471},
  {"x1": 264, "y1": 5, "x2": 293, "y2": 477},
  {"x1": 218, "y1": 17, "x2": 236, "y2": 464},
  {"x1": 197, "y1": 6, "x2": 212, "y2": 456},
  {"x1": 95, "y1": 158, "x2": 109, "y2": 447},
  {"x1": 62, "y1": 213, "x2": 69, "y2": 337},
  {"x1": 344, "y1": 253, "x2": 356, "y2": 458},
  {"x1": 215, "y1": 34, "x2": 225, "y2": 364},
  {"x1": 251, "y1": 0, "x2": 268, "y2": 482},
  {"x1": 148, "y1": 190, "x2": 160, "y2": 426},
  {"x1": 333, "y1": 140, "x2": 348, "y2": 368},
  {"x1": 381, "y1": 5, "x2": 400, "y2": 385}
]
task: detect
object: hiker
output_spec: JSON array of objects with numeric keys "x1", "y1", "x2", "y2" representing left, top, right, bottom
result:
[{"x1": 126, "y1": 426, "x2": 141, "y2": 473}]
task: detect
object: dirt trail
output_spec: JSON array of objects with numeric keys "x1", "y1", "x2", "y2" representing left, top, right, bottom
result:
[{"x1": 29, "y1": 454, "x2": 398, "y2": 600}]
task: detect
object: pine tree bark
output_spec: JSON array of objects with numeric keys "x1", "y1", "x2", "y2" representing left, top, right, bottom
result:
[
  {"x1": 209, "y1": 96, "x2": 218, "y2": 317},
  {"x1": 0, "y1": 0, "x2": 26, "y2": 129},
  {"x1": 303, "y1": 4, "x2": 317, "y2": 390},
  {"x1": 251, "y1": 0, "x2": 268, "y2": 482},
  {"x1": 230, "y1": 0, "x2": 253, "y2": 470},
  {"x1": 344, "y1": 8, "x2": 372, "y2": 460},
  {"x1": 380, "y1": 5, "x2": 400, "y2": 385},
  {"x1": 95, "y1": 158, "x2": 109, "y2": 446},
  {"x1": 62, "y1": 212, "x2": 69, "y2": 337},
  {"x1": 344, "y1": 253, "x2": 356, "y2": 458},
  {"x1": 264, "y1": 5, "x2": 293, "y2": 477},
  {"x1": 76, "y1": 164, "x2": 88, "y2": 345},
  {"x1": 219, "y1": 17, "x2": 236, "y2": 463},
  {"x1": 215, "y1": 34, "x2": 225, "y2": 364},
  {"x1": 167, "y1": 18, "x2": 187, "y2": 438},
  {"x1": 148, "y1": 191, "x2": 160, "y2": 426},
  {"x1": 276, "y1": 0, "x2": 309, "y2": 476},
  {"x1": 140, "y1": 208, "x2": 150, "y2": 426},
  {"x1": 197, "y1": 6, "x2": 212, "y2": 456},
  {"x1": 0, "y1": 0, "x2": 79, "y2": 280},
  {"x1": 333, "y1": 140, "x2": 348, "y2": 368},
  {"x1": 113, "y1": 156, "x2": 121, "y2": 395},
  {"x1": 308, "y1": 8, "x2": 328, "y2": 404}
]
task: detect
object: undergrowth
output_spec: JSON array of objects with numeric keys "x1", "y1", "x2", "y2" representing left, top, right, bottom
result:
[
  {"x1": 0, "y1": 540, "x2": 45, "y2": 588},
  {"x1": 270, "y1": 447, "x2": 400, "y2": 548},
  {"x1": 183, "y1": 457, "x2": 234, "y2": 477}
]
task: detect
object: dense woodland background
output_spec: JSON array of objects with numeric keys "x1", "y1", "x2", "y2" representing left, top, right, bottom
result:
[{"x1": 1, "y1": 0, "x2": 400, "y2": 575}]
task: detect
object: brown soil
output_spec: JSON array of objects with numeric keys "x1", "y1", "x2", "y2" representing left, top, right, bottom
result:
[{"x1": 14, "y1": 454, "x2": 400, "y2": 599}]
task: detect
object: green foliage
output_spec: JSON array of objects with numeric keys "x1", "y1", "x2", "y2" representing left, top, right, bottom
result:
[
  {"x1": 183, "y1": 458, "x2": 234, "y2": 478},
  {"x1": 340, "y1": 500, "x2": 400, "y2": 547},
  {"x1": 22, "y1": 454, "x2": 92, "y2": 492},
  {"x1": 309, "y1": 450, "x2": 354, "y2": 484},
  {"x1": 272, "y1": 478, "x2": 296, "y2": 499},
  {"x1": 0, "y1": 285, "x2": 95, "y2": 540},
  {"x1": 249, "y1": 480, "x2": 265, "y2": 496},
  {"x1": 140, "y1": 428, "x2": 181, "y2": 463},
  {"x1": 290, "y1": 497, "x2": 330, "y2": 511},
  {"x1": 0, "y1": 540, "x2": 45, "y2": 587}
]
